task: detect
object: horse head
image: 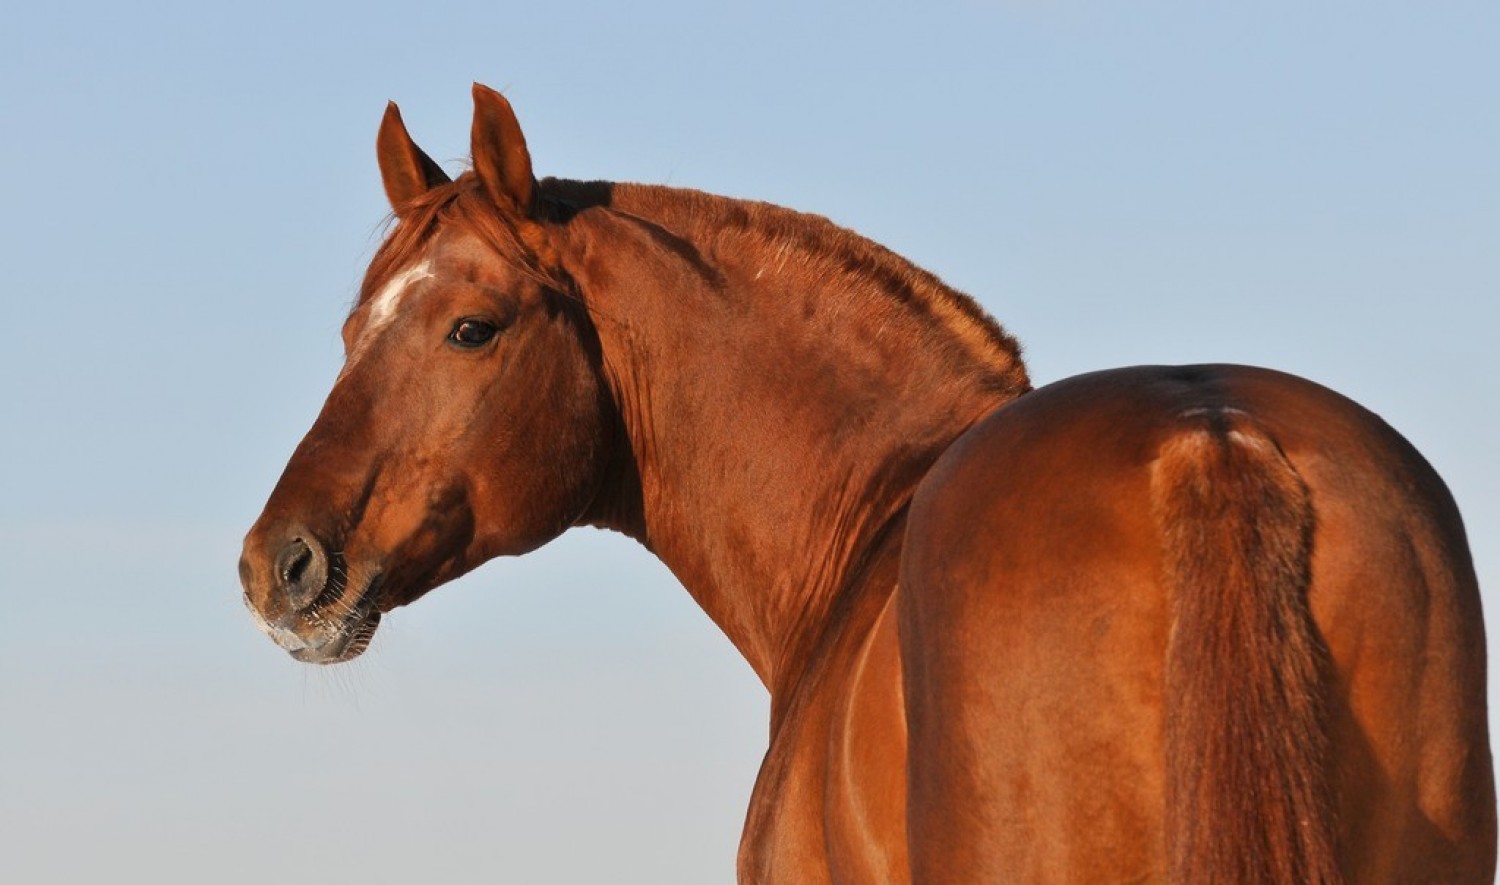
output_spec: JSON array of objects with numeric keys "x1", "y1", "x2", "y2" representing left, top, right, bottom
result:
[{"x1": 239, "y1": 85, "x2": 611, "y2": 663}]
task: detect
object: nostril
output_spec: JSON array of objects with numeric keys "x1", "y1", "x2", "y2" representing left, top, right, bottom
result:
[
  {"x1": 274, "y1": 536, "x2": 328, "y2": 610},
  {"x1": 280, "y1": 538, "x2": 313, "y2": 586}
]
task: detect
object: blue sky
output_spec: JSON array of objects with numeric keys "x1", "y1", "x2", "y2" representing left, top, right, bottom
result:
[{"x1": 2, "y1": 3, "x2": 1496, "y2": 882}]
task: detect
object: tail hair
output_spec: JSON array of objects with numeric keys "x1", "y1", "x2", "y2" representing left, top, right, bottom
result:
[{"x1": 1153, "y1": 411, "x2": 1341, "y2": 883}]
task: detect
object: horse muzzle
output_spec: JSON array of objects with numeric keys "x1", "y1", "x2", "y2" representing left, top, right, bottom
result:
[{"x1": 239, "y1": 528, "x2": 383, "y2": 664}]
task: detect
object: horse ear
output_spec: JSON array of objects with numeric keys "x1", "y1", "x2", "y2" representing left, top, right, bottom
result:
[
  {"x1": 470, "y1": 83, "x2": 536, "y2": 216},
  {"x1": 377, "y1": 101, "x2": 450, "y2": 213}
]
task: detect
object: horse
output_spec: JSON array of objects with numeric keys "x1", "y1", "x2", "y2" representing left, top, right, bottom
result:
[{"x1": 239, "y1": 84, "x2": 1495, "y2": 883}]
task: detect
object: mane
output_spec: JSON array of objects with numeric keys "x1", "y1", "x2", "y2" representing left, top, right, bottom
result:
[
  {"x1": 363, "y1": 174, "x2": 1029, "y2": 397},
  {"x1": 573, "y1": 181, "x2": 1030, "y2": 397}
]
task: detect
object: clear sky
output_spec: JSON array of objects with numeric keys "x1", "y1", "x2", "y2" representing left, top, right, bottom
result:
[{"x1": 2, "y1": 3, "x2": 1496, "y2": 882}]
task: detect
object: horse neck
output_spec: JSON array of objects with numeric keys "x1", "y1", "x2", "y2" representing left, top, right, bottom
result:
[{"x1": 556, "y1": 184, "x2": 1028, "y2": 702}]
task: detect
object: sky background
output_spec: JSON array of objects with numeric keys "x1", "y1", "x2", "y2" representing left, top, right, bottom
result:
[{"x1": 2, "y1": 3, "x2": 1496, "y2": 882}]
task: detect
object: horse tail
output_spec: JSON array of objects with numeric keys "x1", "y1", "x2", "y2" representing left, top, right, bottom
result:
[{"x1": 1152, "y1": 411, "x2": 1341, "y2": 884}]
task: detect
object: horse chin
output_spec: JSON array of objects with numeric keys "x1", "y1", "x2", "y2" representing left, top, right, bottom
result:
[
  {"x1": 288, "y1": 609, "x2": 381, "y2": 665},
  {"x1": 272, "y1": 571, "x2": 386, "y2": 665}
]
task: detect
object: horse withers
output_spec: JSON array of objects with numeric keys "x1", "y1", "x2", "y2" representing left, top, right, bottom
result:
[{"x1": 240, "y1": 85, "x2": 1494, "y2": 882}]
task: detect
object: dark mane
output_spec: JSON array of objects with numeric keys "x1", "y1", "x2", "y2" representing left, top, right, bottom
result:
[
  {"x1": 363, "y1": 174, "x2": 1029, "y2": 396},
  {"x1": 609, "y1": 183, "x2": 1027, "y2": 392}
]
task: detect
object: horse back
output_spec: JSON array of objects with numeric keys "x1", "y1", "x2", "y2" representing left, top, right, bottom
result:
[{"x1": 898, "y1": 364, "x2": 1494, "y2": 883}]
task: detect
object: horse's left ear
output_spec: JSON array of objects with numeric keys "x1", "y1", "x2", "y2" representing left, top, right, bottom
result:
[{"x1": 471, "y1": 83, "x2": 536, "y2": 217}]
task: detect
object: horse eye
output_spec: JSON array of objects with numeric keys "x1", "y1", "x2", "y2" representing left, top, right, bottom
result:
[{"x1": 449, "y1": 318, "x2": 498, "y2": 348}]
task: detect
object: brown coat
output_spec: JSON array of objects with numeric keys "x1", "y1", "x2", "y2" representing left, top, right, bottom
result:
[{"x1": 241, "y1": 85, "x2": 1494, "y2": 883}]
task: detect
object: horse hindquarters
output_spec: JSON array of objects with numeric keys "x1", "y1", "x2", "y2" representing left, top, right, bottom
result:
[
  {"x1": 899, "y1": 365, "x2": 1494, "y2": 883},
  {"x1": 901, "y1": 375, "x2": 1181, "y2": 882}
]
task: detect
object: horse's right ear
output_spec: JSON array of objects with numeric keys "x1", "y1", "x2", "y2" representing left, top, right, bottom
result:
[{"x1": 377, "y1": 101, "x2": 451, "y2": 213}]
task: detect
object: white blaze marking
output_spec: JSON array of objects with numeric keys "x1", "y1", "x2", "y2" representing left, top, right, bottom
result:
[
  {"x1": 367, "y1": 260, "x2": 434, "y2": 333},
  {"x1": 341, "y1": 260, "x2": 434, "y2": 374}
]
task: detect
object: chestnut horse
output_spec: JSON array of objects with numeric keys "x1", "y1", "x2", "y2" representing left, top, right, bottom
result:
[{"x1": 240, "y1": 85, "x2": 1494, "y2": 882}]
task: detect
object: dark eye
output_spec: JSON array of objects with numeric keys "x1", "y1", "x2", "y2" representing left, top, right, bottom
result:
[{"x1": 448, "y1": 318, "x2": 499, "y2": 348}]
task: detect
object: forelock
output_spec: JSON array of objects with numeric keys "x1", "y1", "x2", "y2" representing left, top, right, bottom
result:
[{"x1": 356, "y1": 173, "x2": 561, "y2": 315}]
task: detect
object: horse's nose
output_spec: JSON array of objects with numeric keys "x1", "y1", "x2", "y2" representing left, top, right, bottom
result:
[
  {"x1": 274, "y1": 536, "x2": 329, "y2": 611},
  {"x1": 241, "y1": 529, "x2": 330, "y2": 616}
]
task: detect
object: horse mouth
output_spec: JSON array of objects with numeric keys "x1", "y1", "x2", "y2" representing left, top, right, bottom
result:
[
  {"x1": 289, "y1": 607, "x2": 381, "y2": 664},
  {"x1": 283, "y1": 569, "x2": 385, "y2": 665}
]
